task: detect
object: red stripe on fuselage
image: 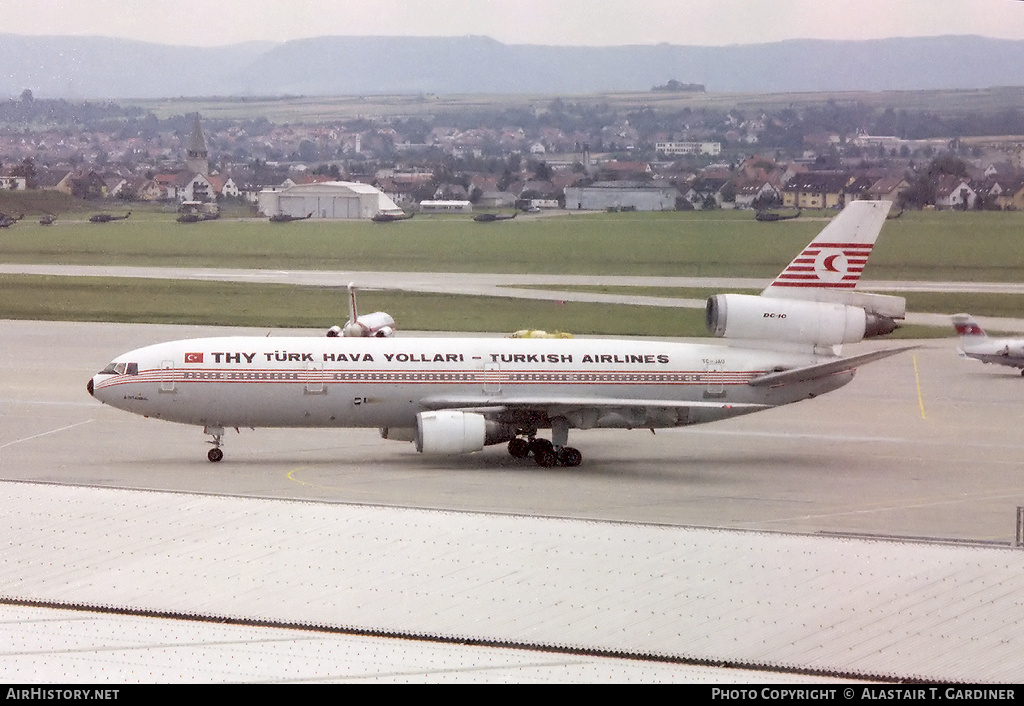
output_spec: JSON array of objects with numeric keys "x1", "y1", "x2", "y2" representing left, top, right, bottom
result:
[{"x1": 94, "y1": 366, "x2": 766, "y2": 389}]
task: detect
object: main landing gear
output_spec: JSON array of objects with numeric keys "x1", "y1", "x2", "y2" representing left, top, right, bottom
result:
[
  {"x1": 507, "y1": 437, "x2": 583, "y2": 467},
  {"x1": 507, "y1": 417, "x2": 583, "y2": 467}
]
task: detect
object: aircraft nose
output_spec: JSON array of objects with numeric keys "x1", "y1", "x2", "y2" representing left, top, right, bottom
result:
[{"x1": 87, "y1": 378, "x2": 94, "y2": 397}]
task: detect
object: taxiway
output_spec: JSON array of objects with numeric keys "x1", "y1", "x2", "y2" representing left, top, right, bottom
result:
[{"x1": 4, "y1": 318, "x2": 1023, "y2": 544}]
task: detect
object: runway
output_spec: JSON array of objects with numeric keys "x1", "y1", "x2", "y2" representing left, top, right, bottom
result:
[
  {"x1": 4, "y1": 318, "x2": 1024, "y2": 544},
  {"x1": 5, "y1": 264, "x2": 1024, "y2": 331}
]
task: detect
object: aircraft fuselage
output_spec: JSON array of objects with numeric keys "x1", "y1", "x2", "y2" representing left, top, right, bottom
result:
[
  {"x1": 89, "y1": 336, "x2": 852, "y2": 431},
  {"x1": 962, "y1": 343, "x2": 1024, "y2": 369}
]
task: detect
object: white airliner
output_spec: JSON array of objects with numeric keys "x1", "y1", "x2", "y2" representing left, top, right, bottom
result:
[
  {"x1": 88, "y1": 200, "x2": 910, "y2": 466},
  {"x1": 952, "y1": 313, "x2": 1024, "y2": 374},
  {"x1": 326, "y1": 283, "x2": 396, "y2": 338}
]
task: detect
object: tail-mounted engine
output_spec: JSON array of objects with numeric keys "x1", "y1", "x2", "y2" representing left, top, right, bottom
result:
[
  {"x1": 342, "y1": 311, "x2": 395, "y2": 338},
  {"x1": 706, "y1": 293, "x2": 900, "y2": 347}
]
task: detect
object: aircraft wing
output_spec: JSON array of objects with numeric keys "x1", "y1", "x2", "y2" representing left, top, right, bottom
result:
[
  {"x1": 419, "y1": 348, "x2": 915, "y2": 413},
  {"x1": 747, "y1": 346, "x2": 917, "y2": 388},
  {"x1": 420, "y1": 395, "x2": 768, "y2": 412},
  {"x1": 960, "y1": 351, "x2": 1024, "y2": 368},
  {"x1": 419, "y1": 394, "x2": 770, "y2": 428}
]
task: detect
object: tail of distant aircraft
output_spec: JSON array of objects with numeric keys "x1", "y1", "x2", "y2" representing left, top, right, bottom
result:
[
  {"x1": 336, "y1": 282, "x2": 396, "y2": 338},
  {"x1": 952, "y1": 313, "x2": 987, "y2": 339},
  {"x1": 952, "y1": 313, "x2": 1024, "y2": 373},
  {"x1": 706, "y1": 200, "x2": 905, "y2": 350},
  {"x1": 347, "y1": 282, "x2": 360, "y2": 325}
]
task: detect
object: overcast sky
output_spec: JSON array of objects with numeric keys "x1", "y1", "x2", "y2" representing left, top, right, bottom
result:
[{"x1": 4, "y1": 0, "x2": 1024, "y2": 47}]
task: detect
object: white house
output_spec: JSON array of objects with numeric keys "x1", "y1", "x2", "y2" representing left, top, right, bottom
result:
[
  {"x1": 0, "y1": 174, "x2": 27, "y2": 190},
  {"x1": 935, "y1": 176, "x2": 977, "y2": 210},
  {"x1": 655, "y1": 141, "x2": 721, "y2": 157},
  {"x1": 419, "y1": 200, "x2": 473, "y2": 213}
]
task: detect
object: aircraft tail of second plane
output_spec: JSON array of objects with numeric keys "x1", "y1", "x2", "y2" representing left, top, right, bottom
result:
[{"x1": 952, "y1": 313, "x2": 987, "y2": 339}]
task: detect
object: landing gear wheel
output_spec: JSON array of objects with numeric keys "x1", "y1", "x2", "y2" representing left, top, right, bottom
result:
[
  {"x1": 508, "y1": 438, "x2": 531, "y2": 458},
  {"x1": 534, "y1": 447, "x2": 558, "y2": 467},
  {"x1": 558, "y1": 447, "x2": 582, "y2": 467},
  {"x1": 529, "y1": 438, "x2": 553, "y2": 457},
  {"x1": 204, "y1": 425, "x2": 226, "y2": 463}
]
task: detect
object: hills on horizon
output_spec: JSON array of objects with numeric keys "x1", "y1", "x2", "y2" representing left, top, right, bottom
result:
[{"x1": 4, "y1": 33, "x2": 1024, "y2": 100}]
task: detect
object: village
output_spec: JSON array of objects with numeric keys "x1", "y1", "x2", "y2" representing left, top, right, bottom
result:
[{"x1": 2, "y1": 92, "x2": 1024, "y2": 218}]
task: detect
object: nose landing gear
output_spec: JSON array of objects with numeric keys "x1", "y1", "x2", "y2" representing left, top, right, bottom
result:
[{"x1": 205, "y1": 426, "x2": 225, "y2": 463}]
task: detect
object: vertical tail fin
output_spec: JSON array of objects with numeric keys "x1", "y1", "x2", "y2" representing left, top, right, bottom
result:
[
  {"x1": 952, "y1": 313, "x2": 987, "y2": 339},
  {"x1": 763, "y1": 200, "x2": 892, "y2": 295},
  {"x1": 347, "y1": 282, "x2": 358, "y2": 326}
]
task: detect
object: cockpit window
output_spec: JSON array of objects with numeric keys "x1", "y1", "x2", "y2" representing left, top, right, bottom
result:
[{"x1": 100, "y1": 362, "x2": 139, "y2": 376}]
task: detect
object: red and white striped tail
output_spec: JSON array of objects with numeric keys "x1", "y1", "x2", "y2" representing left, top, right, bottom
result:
[
  {"x1": 952, "y1": 314, "x2": 986, "y2": 338},
  {"x1": 763, "y1": 200, "x2": 892, "y2": 294}
]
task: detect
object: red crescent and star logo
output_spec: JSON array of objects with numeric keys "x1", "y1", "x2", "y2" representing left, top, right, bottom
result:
[{"x1": 814, "y1": 249, "x2": 848, "y2": 283}]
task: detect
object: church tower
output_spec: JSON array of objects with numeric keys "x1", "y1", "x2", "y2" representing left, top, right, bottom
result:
[{"x1": 185, "y1": 114, "x2": 209, "y2": 175}]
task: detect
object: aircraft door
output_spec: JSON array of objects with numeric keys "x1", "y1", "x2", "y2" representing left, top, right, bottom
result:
[
  {"x1": 160, "y1": 360, "x2": 176, "y2": 392},
  {"x1": 483, "y1": 362, "x2": 501, "y2": 394},
  {"x1": 703, "y1": 363, "x2": 724, "y2": 399},
  {"x1": 305, "y1": 361, "x2": 325, "y2": 394}
]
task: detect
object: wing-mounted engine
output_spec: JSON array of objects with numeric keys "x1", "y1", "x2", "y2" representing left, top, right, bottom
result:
[
  {"x1": 411, "y1": 411, "x2": 517, "y2": 455},
  {"x1": 706, "y1": 292, "x2": 902, "y2": 347}
]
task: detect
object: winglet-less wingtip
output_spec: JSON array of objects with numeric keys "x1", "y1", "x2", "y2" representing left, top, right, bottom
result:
[{"x1": 748, "y1": 345, "x2": 918, "y2": 387}]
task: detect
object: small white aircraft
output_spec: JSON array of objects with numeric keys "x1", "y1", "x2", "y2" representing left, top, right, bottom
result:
[
  {"x1": 88, "y1": 200, "x2": 911, "y2": 466},
  {"x1": 326, "y1": 283, "x2": 396, "y2": 338},
  {"x1": 952, "y1": 313, "x2": 1024, "y2": 374}
]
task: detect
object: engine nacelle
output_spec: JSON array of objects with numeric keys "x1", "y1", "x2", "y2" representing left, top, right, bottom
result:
[
  {"x1": 342, "y1": 311, "x2": 396, "y2": 338},
  {"x1": 998, "y1": 344, "x2": 1024, "y2": 358},
  {"x1": 706, "y1": 294, "x2": 898, "y2": 347},
  {"x1": 414, "y1": 411, "x2": 517, "y2": 455}
]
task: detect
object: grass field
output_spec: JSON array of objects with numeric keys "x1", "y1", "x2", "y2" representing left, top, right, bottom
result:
[
  {"x1": 0, "y1": 274, "x2": 709, "y2": 336},
  {"x1": 2, "y1": 207, "x2": 1024, "y2": 280},
  {"x1": 526, "y1": 284, "x2": 1024, "y2": 326},
  {"x1": 132, "y1": 87, "x2": 1024, "y2": 123},
  {"x1": 0, "y1": 206, "x2": 1022, "y2": 334}
]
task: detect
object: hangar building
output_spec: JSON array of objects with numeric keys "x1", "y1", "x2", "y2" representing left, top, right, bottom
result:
[
  {"x1": 258, "y1": 181, "x2": 404, "y2": 220},
  {"x1": 564, "y1": 181, "x2": 680, "y2": 211}
]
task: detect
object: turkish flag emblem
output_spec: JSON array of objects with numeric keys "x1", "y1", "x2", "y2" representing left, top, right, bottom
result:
[{"x1": 185, "y1": 352, "x2": 203, "y2": 363}]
